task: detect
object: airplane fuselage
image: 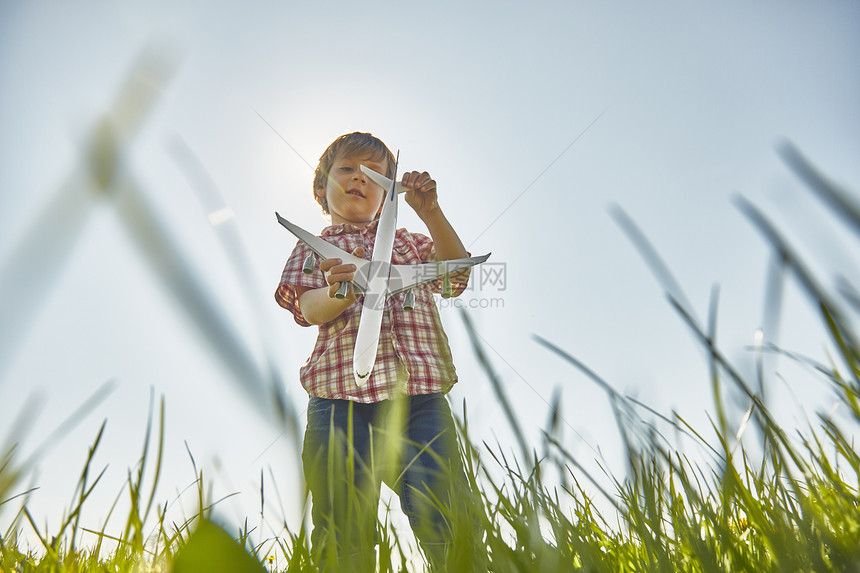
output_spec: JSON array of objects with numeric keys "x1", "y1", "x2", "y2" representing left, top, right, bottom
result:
[{"x1": 352, "y1": 174, "x2": 399, "y2": 384}]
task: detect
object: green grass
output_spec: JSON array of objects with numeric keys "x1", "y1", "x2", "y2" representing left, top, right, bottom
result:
[{"x1": 2, "y1": 144, "x2": 859, "y2": 571}]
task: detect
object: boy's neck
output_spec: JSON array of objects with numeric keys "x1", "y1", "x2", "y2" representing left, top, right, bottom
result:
[{"x1": 330, "y1": 215, "x2": 376, "y2": 229}]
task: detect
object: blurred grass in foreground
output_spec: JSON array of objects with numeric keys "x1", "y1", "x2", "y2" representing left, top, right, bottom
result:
[{"x1": 2, "y1": 143, "x2": 859, "y2": 571}]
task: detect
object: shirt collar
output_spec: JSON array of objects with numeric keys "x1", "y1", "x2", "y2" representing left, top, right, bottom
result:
[{"x1": 321, "y1": 219, "x2": 379, "y2": 237}]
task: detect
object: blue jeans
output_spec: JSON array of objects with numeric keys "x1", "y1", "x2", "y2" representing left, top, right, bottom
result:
[{"x1": 302, "y1": 393, "x2": 468, "y2": 570}]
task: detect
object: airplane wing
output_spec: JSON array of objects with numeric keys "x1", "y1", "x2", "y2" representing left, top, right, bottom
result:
[
  {"x1": 275, "y1": 212, "x2": 369, "y2": 292},
  {"x1": 360, "y1": 165, "x2": 407, "y2": 195},
  {"x1": 387, "y1": 253, "x2": 491, "y2": 296}
]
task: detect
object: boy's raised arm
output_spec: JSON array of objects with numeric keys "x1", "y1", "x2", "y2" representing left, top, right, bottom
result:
[
  {"x1": 418, "y1": 208, "x2": 469, "y2": 261},
  {"x1": 402, "y1": 170, "x2": 469, "y2": 261}
]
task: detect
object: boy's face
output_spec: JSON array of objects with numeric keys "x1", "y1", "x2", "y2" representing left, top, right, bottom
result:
[{"x1": 317, "y1": 153, "x2": 389, "y2": 227}]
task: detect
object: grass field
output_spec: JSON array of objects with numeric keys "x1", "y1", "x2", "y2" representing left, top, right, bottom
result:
[{"x1": 2, "y1": 146, "x2": 859, "y2": 571}]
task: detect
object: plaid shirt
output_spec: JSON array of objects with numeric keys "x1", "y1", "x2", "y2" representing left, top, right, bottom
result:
[{"x1": 275, "y1": 221, "x2": 468, "y2": 403}]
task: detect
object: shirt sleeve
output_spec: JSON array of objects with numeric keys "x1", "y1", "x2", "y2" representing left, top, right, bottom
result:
[
  {"x1": 275, "y1": 240, "x2": 328, "y2": 327},
  {"x1": 410, "y1": 231, "x2": 472, "y2": 297},
  {"x1": 412, "y1": 231, "x2": 436, "y2": 263}
]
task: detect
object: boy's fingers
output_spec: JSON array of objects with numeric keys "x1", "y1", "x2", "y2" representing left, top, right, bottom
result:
[
  {"x1": 325, "y1": 267, "x2": 354, "y2": 283},
  {"x1": 402, "y1": 171, "x2": 425, "y2": 187},
  {"x1": 319, "y1": 258, "x2": 342, "y2": 273},
  {"x1": 402, "y1": 171, "x2": 435, "y2": 193}
]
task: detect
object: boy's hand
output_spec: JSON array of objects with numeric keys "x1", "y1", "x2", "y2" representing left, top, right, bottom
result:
[
  {"x1": 402, "y1": 171, "x2": 439, "y2": 218},
  {"x1": 319, "y1": 247, "x2": 365, "y2": 299}
]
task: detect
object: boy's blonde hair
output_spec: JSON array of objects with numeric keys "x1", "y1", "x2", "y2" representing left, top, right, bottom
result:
[{"x1": 313, "y1": 132, "x2": 396, "y2": 215}]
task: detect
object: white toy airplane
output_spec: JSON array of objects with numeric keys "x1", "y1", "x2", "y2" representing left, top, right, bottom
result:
[{"x1": 276, "y1": 157, "x2": 490, "y2": 386}]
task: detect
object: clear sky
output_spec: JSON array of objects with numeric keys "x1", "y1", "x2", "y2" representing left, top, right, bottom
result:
[{"x1": 1, "y1": 0, "x2": 859, "y2": 550}]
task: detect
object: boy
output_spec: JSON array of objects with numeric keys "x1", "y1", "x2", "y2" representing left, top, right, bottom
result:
[{"x1": 275, "y1": 132, "x2": 475, "y2": 570}]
